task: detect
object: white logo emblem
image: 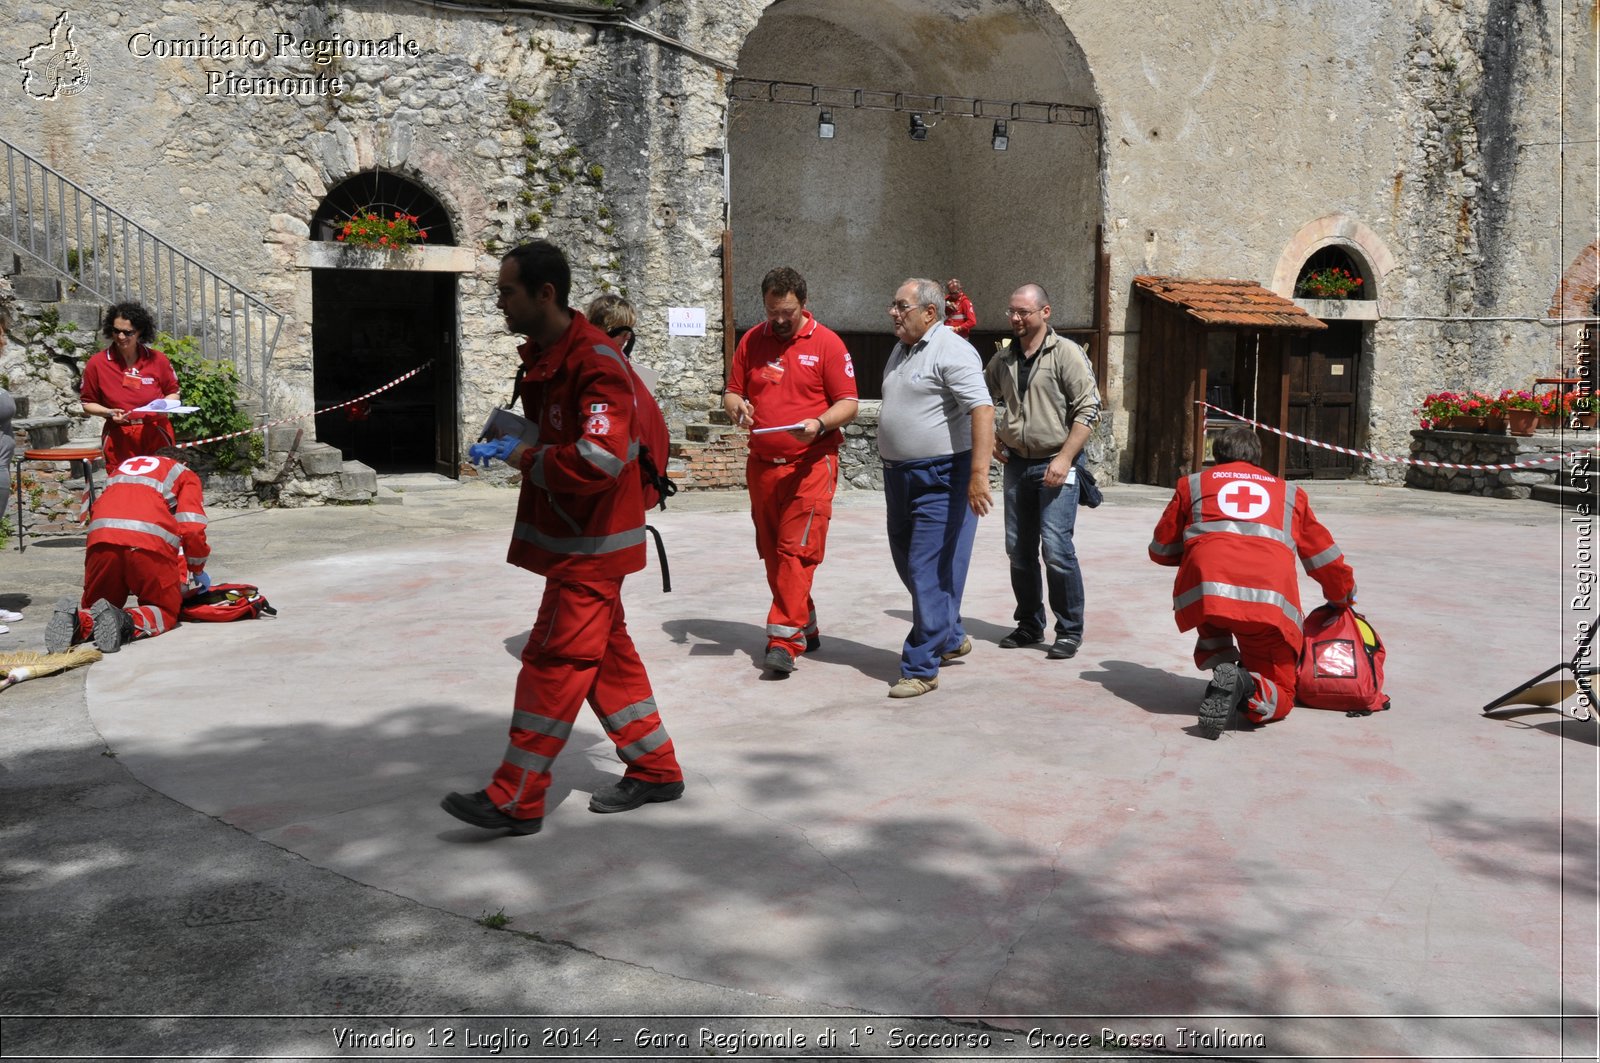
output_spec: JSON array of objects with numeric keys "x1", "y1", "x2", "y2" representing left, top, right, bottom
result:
[
  {"x1": 585, "y1": 414, "x2": 611, "y2": 436},
  {"x1": 549, "y1": 404, "x2": 562, "y2": 430},
  {"x1": 119, "y1": 455, "x2": 161, "y2": 476},
  {"x1": 1216, "y1": 481, "x2": 1271, "y2": 520},
  {"x1": 844, "y1": 354, "x2": 856, "y2": 378},
  {"x1": 18, "y1": 12, "x2": 90, "y2": 101}
]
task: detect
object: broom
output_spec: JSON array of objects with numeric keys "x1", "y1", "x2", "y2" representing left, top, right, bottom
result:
[{"x1": 0, "y1": 646, "x2": 104, "y2": 689}]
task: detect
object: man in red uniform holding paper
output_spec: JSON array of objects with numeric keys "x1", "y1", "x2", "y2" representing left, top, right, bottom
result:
[
  {"x1": 45, "y1": 451, "x2": 210, "y2": 654},
  {"x1": 441, "y1": 240, "x2": 683, "y2": 837},
  {"x1": 1148, "y1": 426, "x2": 1357, "y2": 738},
  {"x1": 723, "y1": 267, "x2": 859, "y2": 676}
]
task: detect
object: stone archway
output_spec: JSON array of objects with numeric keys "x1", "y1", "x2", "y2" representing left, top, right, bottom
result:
[
  {"x1": 727, "y1": 0, "x2": 1102, "y2": 395},
  {"x1": 1271, "y1": 215, "x2": 1397, "y2": 479},
  {"x1": 308, "y1": 171, "x2": 463, "y2": 477}
]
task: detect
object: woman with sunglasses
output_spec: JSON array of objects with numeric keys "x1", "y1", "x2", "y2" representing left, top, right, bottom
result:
[{"x1": 80, "y1": 301, "x2": 181, "y2": 466}]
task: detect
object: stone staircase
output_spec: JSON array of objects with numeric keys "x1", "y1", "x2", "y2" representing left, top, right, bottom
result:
[{"x1": 1530, "y1": 460, "x2": 1599, "y2": 509}]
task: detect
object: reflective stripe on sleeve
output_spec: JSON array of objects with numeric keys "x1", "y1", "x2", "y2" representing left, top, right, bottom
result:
[
  {"x1": 1148, "y1": 538, "x2": 1183, "y2": 557},
  {"x1": 1186, "y1": 473, "x2": 1204, "y2": 524},
  {"x1": 1303, "y1": 544, "x2": 1345, "y2": 571},
  {"x1": 174, "y1": 512, "x2": 207, "y2": 525},
  {"x1": 577, "y1": 436, "x2": 624, "y2": 478}
]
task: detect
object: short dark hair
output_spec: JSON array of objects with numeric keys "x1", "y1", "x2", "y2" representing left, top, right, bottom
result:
[
  {"x1": 761, "y1": 267, "x2": 807, "y2": 305},
  {"x1": 1212, "y1": 426, "x2": 1263, "y2": 466},
  {"x1": 103, "y1": 302, "x2": 155, "y2": 343},
  {"x1": 502, "y1": 241, "x2": 571, "y2": 306}
]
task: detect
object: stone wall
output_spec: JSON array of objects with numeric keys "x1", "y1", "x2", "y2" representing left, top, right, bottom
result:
[{"x1": 1404, "y1": 428, "x2": 1564, "y2": 499}]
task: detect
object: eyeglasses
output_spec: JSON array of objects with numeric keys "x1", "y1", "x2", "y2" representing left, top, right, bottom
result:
[
  {"x1": 888, "y1": 302, "x2": 929, "y2": 315},
  {"x1": 1005, "y1": 307, "x2": 1044, "y2": 319},
  {"x1": 110, "y1": 328, "x2": 138, "y2": 337}
]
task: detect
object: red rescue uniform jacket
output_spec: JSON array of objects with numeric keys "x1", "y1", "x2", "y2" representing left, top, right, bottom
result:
[
  {"x1": 1148, "y1": 462, "x2": 1355, "y2": 646},
  {"x1": 507, "y1": 311, "x2": 646, "y2": 580},
  {"x1": 944, "y1": 293, "x2": 977, "y2": 337},
  {"x1": 86, "y1": 453, "x2": 210, "y2": 582},
  {"x1": 726, "y1": 311, "x2": 857, "y2": 463}
]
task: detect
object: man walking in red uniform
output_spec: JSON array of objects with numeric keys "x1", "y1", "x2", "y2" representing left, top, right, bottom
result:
[
  {"x1": 45, "y1": 451, "x2": 210, "y2": 654},
  {"x1": 442, "y1": 240, "x2": 683, "y2": 836},
  {"x1": 1148, "y1": 426, "x2": 1357, "y2": 738},
  {"x1": 723, "y1": 267, "x2": 858, "y2": 675}
]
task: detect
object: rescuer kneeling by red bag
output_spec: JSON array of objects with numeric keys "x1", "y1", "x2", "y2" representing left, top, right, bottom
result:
[
  {"x1": 1148, "y1": 425, "x2": 1358, "y2": 739},
  {"x1": 45, "y1": 450, "x2": 211, "y2": 654}
]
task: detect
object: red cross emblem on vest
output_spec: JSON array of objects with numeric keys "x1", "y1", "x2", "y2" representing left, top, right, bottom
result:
[{"x1": 1216, "y1": 480, "x2": 1271, "y2": 520}]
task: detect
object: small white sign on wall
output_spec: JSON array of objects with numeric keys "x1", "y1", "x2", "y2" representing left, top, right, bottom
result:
[{"x1": 668, "y1": 307, "x2": 706, "y2": 337}]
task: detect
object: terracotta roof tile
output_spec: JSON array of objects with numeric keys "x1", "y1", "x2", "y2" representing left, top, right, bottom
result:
[{"x1": 1133, "y1": 275, "x2": 1327, "y2": 330}]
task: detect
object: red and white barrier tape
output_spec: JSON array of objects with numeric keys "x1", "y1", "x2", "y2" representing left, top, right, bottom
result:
[
  {"x1": 175, "y1": 360, "x2": 435, "y2": 450},
  {"x1": 1198, "y1": 401, "x2": 1598, "y2": 472}
]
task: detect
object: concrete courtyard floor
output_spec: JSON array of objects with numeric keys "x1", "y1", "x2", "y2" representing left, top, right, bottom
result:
[{"x1": 0, "y1": 476, "x2": 1595, "y2": 1061}]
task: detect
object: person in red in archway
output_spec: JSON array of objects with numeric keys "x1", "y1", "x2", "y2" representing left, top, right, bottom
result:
[
  {"x1": 79, "y1": 302, "x2": 181, "y2": 467},
  {"x1": 1148, "y1": 426, "x2": 1356, "y2": 738},
  {"x1": 943, "y1": 278, "x2": 978, "y2": 338},
  {"x1": 45, "y1": 450, "x2": 210, "y2": 655}
]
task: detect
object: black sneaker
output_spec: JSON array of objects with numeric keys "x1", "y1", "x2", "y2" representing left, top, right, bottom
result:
[
  {"x1": 440, "y1": 790, "x2": 543, "y2": 835},
  {"x1": 588, "y1": 777, "x2": 685, "y2": 814},
  {"x1": 1046, "y1": 638, "x2": 1080, "y2": 660},
  {"x1": 44, "y1": 597, "x2": 81, "y2": 654},
  {"x1": 998, "y1": 627, "x2": 1041, "y2": 649},
  {"x1": 764, "y1": 646, "x2": 795, "y2": 674},
  {"x1": 87, "y1": 599, "x2": 129, "y2": 653},
  {"x1": 1198, "y1": 662, "x2": 1255, "y2": 740}
]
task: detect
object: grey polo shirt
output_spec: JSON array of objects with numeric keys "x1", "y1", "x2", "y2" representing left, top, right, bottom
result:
[{"x1": 878, "y1": 322, "x2": 993, "y2": 462}]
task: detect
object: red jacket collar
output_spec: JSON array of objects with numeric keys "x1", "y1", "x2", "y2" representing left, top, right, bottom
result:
[{"x1": 519, "y1": 310, "x2": 607, "y2": 382}]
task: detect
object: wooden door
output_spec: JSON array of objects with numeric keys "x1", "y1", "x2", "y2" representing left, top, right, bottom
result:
[{"x1": 1286, "y1": 322, "x2": 1361, "y2": 478}]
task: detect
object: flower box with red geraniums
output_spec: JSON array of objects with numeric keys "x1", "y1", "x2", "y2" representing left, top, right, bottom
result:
[
  {"x1": 1415, "y1": 390, "x2": 1507, "y2": 431},
  {"x1": 1296, "y1": 266, "x2": 1364, "y2": 300},
  {"x1": 336, "y1": 211, "x2": 429, "y2": 250}
]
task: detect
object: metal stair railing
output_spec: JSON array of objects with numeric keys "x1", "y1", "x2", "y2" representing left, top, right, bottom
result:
[{"x1": 0, "y1": 135, "x2": 281, "y2": 408}]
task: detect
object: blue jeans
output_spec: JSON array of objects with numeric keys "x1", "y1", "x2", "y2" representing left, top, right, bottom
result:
[
  {"x1": 1002, "y1": 456, "x2": 1084, "y2": 643},
  {"x1": 884, "y1": 452, "x2": 978, "y2": 679}
]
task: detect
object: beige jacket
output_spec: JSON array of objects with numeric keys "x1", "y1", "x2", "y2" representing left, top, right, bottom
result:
[{"x1": 984, "y1": 329, "x2": 1101, "y2": 459}]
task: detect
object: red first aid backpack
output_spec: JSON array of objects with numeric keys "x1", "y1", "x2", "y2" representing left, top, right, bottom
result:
[
  {"x1": 1295, "y1": 604, "x2": 1389, "y2": 714},
  {"x1": 179, "y1": 583, "x2": 277, "y2": 623}
]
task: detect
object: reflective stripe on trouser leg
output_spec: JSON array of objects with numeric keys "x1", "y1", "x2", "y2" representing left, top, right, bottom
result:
[
  {"x1": 1231, "y1": 622, "x2": 1300, "y2": 725},
  {"x1": 1193, "y1": 624, "x2": 1241, "y2": 671},
  {"x1": 750, "y1": 454, "x2": 835, "y2": 656},
  {"x1": 487, "y1": 578, "x2": 680, "y2": 820}
]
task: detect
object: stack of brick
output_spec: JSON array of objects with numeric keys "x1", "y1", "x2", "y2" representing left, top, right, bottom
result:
[{"x1": 668, "y1": 411, "x2": 748, "y2": 491}]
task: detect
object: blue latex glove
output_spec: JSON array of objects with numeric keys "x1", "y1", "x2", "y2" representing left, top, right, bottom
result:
[
  {"x1": 468, "y1": 436, "x2": 518, "y2": 467},
  {"x1": 189, "y1": 569, "x2": 211, "y2": 594}
]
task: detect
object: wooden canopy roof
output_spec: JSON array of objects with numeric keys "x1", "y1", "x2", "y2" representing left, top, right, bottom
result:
[{"x1": 1133, "y1": 275, "x2": 1327, "y2": 330}]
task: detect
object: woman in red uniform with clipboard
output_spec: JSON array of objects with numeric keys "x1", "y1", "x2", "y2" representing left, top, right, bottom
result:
[{"x1": 79, "y1": 302, "x2": 181, "y2": 466}]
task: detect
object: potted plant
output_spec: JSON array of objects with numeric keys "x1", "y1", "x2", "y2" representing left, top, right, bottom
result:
[
  {"x1": 1537, "y1": 390, "x2": 1564, "y2": 429},
  {"x1": 1497, "y1": 389, "x2": 1540, "y2": 436},
  {"x1": 1415, "y1": 390, "x2": 1505, "y2": 432},
  {"x1": 335, "y1": 210, "x2": 429, "y2": 250},
  {"x1": 1296, "y1": 266, "x2": 1364, "y2": 300}
]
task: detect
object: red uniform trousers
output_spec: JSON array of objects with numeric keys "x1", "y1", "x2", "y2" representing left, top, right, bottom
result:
[
  {"x1": 1192, "y1": 618, "x2": 1299, "y2": 724},
  {"x1": 82, "y1": 543, "x2": 182, "y2": 641},
  {"x1": 487, "y1": 577, "x2": 681, "y2": 820},
  {"x1": 746, "y1": 452, "x2": 837, "y2": 657},
  {"x1": 101, "y1": 418, "x2": 176, "y2": 468}
]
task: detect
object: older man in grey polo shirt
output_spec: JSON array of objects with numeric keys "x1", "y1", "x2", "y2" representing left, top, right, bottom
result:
[{"x1": 878, "y1": 277, "x2": 995, "y2": 699}]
